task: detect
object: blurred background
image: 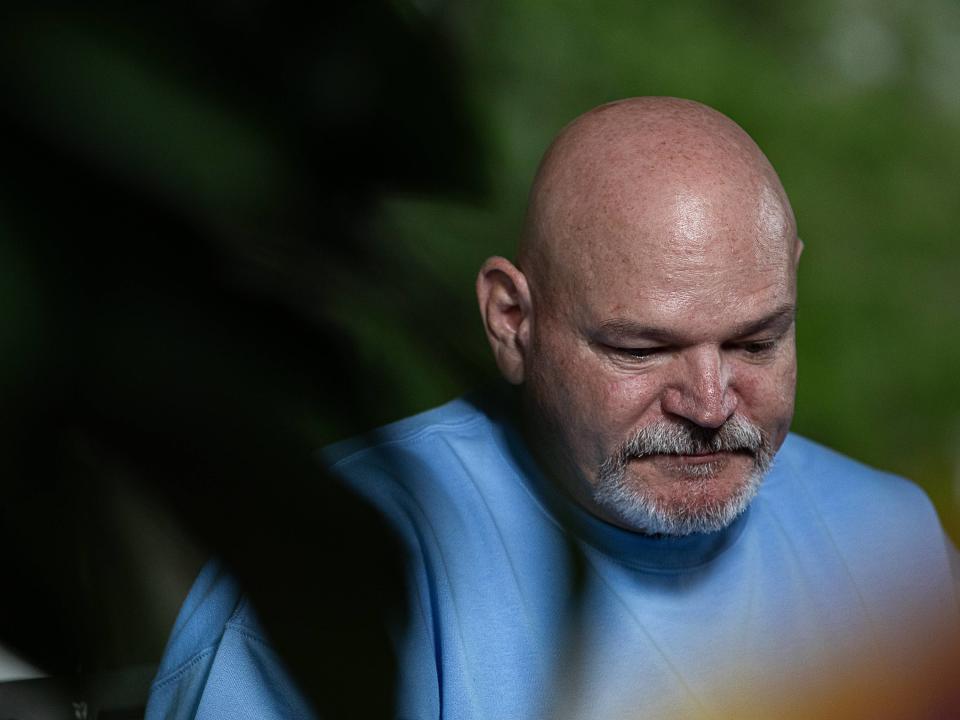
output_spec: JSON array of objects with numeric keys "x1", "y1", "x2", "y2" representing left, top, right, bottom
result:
[{"x1": 0, "y1": 0, "x2": 958, "y2": 716}]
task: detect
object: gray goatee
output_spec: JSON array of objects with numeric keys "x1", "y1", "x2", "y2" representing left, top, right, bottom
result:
[{"x1": 594, "y1": 416, "x2": 774, "y2": 536}]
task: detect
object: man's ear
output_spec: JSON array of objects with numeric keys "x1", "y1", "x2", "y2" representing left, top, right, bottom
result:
[
  {"x1": 794, "y1": 237, "x2": 804, "y2": 265},
  {"x1": 476, "y1": 256, "x2": 532, "y2": 385}
]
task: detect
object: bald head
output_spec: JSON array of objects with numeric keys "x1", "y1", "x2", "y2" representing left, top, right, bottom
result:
[{"x1": 518, "y1": 97, "x2": 798, "y2": 299}]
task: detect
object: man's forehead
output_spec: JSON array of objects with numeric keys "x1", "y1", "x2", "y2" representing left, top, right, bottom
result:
[
  {"x1": 581, "y1": 259, "x2": 794, "y2": 323},
  {"x1": 547, "y1": 191, "x2": 796, "y2": 301},
  {"x1": 544, "y1": 213, "x2": 799, "y2": 344}
]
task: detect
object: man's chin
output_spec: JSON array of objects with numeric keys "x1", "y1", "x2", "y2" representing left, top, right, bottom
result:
[{"x1": 596, "y1": 453, "x2": 765, "y2": 536}]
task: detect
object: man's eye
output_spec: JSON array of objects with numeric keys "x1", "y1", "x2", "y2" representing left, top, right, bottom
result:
[
  {"x1": 741, "y1": 340, "x2": 777, "y2": 354},
  {"x1": 614, "y1": 346, "x2": 663, "y2": 360}
]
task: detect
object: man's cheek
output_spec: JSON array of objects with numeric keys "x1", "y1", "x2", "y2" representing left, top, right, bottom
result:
[
  {"x1": 737, "y1": 362, "x2": 791, "y2": 405},
  {"x1": 602, "y1": 375, "x2": 660, "y2": 420}
]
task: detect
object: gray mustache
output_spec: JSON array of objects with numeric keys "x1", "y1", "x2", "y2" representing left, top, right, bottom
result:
[{"x1": 621, "y1": 417, "x2": 767, "y2": 458}]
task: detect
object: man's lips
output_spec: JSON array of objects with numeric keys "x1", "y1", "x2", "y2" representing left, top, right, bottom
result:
[
  {"x1": 671, "y1": 451, "x2": 729, "y2": 464},
  {"x1": 633, "y1": 449, "x2": 753, "y2": 465}
]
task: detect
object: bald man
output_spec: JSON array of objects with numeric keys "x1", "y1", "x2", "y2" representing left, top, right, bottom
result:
[
  {"x1": 327, "y1": 98, "x2": 958, "y2": 718},
  {"x1": 480, "y1": 97, "x2": 800, "y2": 539},
  {"x1": 149, "y1": 98, "x2": 959, "y2": 719}
]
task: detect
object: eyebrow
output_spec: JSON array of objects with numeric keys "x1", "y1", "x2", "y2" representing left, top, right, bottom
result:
[{"x1": 597, "y1": 304, "x2": 797, "y2": 344}]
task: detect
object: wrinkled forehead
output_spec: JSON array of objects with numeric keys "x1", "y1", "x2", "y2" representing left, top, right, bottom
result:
[{"x1": 532, "y1": 174, "x2": 797, "y2": 308}]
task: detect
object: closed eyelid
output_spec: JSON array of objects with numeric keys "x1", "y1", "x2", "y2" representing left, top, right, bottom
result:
[
  {"x1": 729, "y1": 328, "x2": 790, "y2": 348},
  {"x1": 740, "y1": 339, "x2": 778, "y2": 351},
  {"x1": 622, "y1": 346, "x2": 668, "y2": 356},
  {"x1": 594, "y1": 342, "x2": 669, "y2": 360}
]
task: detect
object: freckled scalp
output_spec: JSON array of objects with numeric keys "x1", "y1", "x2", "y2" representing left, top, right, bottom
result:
[{"x1": 518, "y1": 97, "x2": 799, "y2": 306}]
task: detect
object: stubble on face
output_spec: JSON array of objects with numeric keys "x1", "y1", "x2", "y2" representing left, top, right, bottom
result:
[{"x1": 593, "y1": 416, "x2": 775, "y2": 536}]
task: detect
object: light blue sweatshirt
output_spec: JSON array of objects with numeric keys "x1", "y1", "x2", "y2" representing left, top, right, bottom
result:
[{"x1": 147, "y1": 395, "x2": 959, "y2": 719}]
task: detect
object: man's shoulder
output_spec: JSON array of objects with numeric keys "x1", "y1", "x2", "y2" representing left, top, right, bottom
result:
[
  {"x1": 777, "y1": 432, "x2": 933, "y2": 513},
  {"x1": 773, "y1": 433, "x2": 959, "y2": 640},
  {"x1": 146, "y1": 560, "x2": 315, "y2": 720},
  {"x1": 320, "y1": 394, "x2": 525, "y2": 516},
  {"x1": 772, "y1": 433, "x2": 949, "y2": 568},
  {"x1": 318, "y1": 394, "x2": 550, "y2": 598},
  {"x1": 323, "y1": 395, "x2": 490, "y2": 470}
]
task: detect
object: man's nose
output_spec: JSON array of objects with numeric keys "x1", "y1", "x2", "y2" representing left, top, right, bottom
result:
[{"x1": 660, "y1": 347, "x2": 737, "y2": 429}]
